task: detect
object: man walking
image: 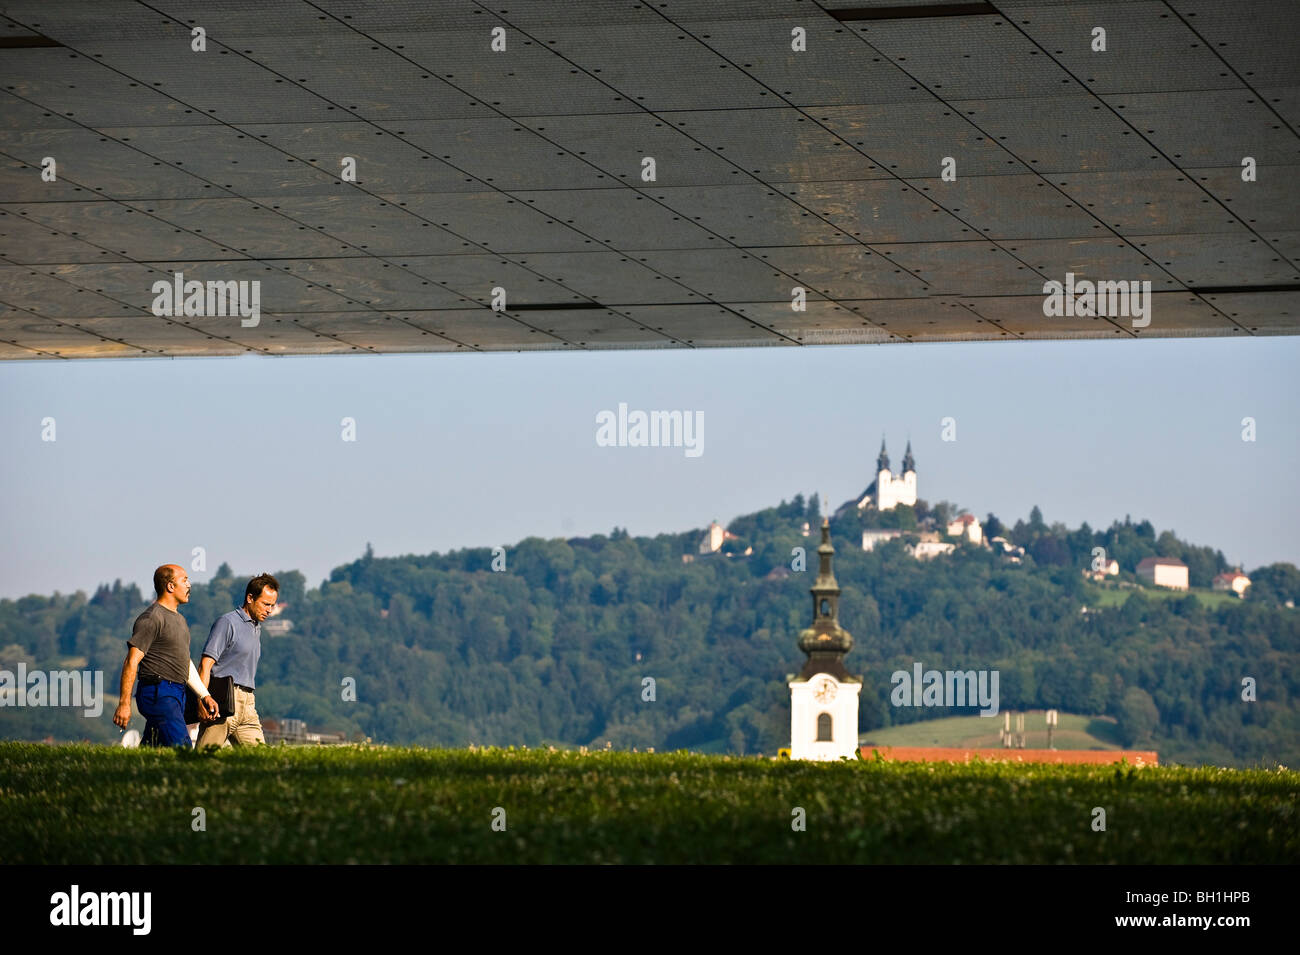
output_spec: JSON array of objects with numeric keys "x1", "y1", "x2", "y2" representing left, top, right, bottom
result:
[
  {"x1": 196, "y1": 573, "x2": 277, "y2": 748},
  {"x1": 113, "y1": 564, "x2": 218, "y2": 746}
]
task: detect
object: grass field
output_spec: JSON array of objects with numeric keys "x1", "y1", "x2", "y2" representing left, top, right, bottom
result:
[
  {"x1": 860, "y1": 712, "x2": 1123, "y2": 750},
  {"x1": 1, "y1": 743, "x2": 1295, "y2": 864},
  {"x1": 1085, "y1": 583, "x2": 1242, "y2": 610}
]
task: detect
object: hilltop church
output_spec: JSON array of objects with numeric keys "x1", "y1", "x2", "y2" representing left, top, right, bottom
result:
[{"x1": 834, "y1": 438, "x2": 917, "y2": 518}]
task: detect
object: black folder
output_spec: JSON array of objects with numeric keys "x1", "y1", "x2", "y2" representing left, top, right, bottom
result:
[{"x1": 184, "y1": 674, "x2": 236, "y2": 724}]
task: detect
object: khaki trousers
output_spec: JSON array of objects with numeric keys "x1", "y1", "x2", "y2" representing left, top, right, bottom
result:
[{"x1": 196, "y1": 685, "x2": 265, "y2": 748}]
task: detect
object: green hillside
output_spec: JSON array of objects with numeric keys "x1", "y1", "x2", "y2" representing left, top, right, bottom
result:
[
  {"x1": 2, "y1": 497, "x2": 1299, "y2": 767},
  {"x1": 1087, "y1": 583, "x2": 1242, "y2": 610},
  {"x1": 860, "y1": 711, "x2": 1123, "y2": 749}
]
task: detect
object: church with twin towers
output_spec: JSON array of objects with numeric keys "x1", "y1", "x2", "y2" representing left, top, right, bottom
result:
[{"x1": 835, "y1": 437, "x2": 918, "y2": 519}]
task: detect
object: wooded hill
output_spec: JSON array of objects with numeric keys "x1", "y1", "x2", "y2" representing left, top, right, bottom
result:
[{"x1": 2, "y1": 496, "x2": 1297, "y2": 767}]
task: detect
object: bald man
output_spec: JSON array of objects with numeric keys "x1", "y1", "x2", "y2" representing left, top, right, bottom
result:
[{"x1": 113, "y1": 564, "x2": 218, "y2": 747}]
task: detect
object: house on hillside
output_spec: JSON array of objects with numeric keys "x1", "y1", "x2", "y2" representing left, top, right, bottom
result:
[
  {"x1": 910, "y1": 531, "x2": 955, "y2": 560},
  {"x1": 861, "y1": 527, "x2": 963, "y2": 560},
  {"x1": 1137, "y1": 556, "x2": 1189, "y2": 590},
  {"x1": 698, "y1": 520, "x2": 752, "y2": 557},
  {"x1": 946, "y1": 514, "x2": 982, "y2": 544},
  {"x1": 699, "y1": 520, "x2": 739, "y2": 554},
  {"x1": 990, "y1": 536, "x2": 1025, "y2": 563},
  {"x1": 1212, "y1": 570, "x2": 1251, "y2": 597},
  {"x1": 862, "y1": 529, "x2": 904, "y2": 551},
  {"x1": 1084, "y1": 558, "x2": 1120, "y2": 581}
]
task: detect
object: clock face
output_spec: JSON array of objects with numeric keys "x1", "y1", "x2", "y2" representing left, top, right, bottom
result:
[{"x1": 813, "y1": 678, "x2": 837, "y2": 703}]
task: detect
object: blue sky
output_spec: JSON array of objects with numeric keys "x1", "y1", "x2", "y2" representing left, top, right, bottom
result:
[{"x1": 1, "y1": 335, "x2": 1297, "y2": 600}]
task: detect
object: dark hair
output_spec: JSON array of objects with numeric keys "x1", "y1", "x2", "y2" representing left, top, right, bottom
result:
[
  {"x1": 153, "y1": 565, "x2": 177, "y2": 598},
  {"x1": 245, "y1": 573, "x2": 280, "y2": 604}
]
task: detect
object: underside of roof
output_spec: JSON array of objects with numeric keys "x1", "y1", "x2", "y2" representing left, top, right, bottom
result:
[{"x1": 1, "y1": 0, "x2": 1297, "y2": 359}]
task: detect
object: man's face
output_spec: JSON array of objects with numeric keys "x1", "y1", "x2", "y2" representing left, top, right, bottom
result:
[
  {"x1": 246, "y1": 587, "x2": 277, "y2": 623},
  {"x1": 169, "y1": 568, "x2": 191, "y2": 603}
]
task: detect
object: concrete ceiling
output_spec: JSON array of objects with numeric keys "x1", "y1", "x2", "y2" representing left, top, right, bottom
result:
[{"x1": 1, "y1": 0, "x2": 1297, "y2": 359}]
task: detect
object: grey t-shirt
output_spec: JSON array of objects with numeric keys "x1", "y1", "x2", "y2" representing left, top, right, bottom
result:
[{"x1": 128, "y1": 602, "x2": 192, "y2": 685}]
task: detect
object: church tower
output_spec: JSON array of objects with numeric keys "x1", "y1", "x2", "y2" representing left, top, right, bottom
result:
[
  {"x1": 900, "y1": 439, "x2": 917, "y2": 502},
  {"x1": 789, "y1": 518, "x2": 862, "y2": 760}
]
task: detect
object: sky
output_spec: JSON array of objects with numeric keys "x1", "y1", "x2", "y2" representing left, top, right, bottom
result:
[{"x1": 1, "y1": 335, "x2": 1297, "y2": 601}]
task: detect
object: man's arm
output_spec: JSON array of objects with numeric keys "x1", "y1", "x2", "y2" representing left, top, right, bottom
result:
[
  {"x1": 186, "y1": 659, "x2": 219, "y2": 720},
  {"x1": 200, "y1": 617, "x2": 232, "y2": 673},
  {"x1": 196, "y1": 656, "x2": 218, "y2": 722},
  {"x1": 195, "y1": 617, "x2": 229, "y2": 724},
  {"x1": 113, "y1": 646, "x2": 145, "y2": 729}
]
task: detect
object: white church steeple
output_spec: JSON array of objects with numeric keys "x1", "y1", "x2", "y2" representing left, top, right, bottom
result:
[{"x1": 788, "y1": 519, "x2": 862, "y2": 761}]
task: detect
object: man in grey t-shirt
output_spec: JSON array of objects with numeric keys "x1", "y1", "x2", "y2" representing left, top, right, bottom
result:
[
  {"x1": 196, "y1": 572, "x2": 277, "y2": 748},
  {"x1": 113, "y1": 564, "x2": 217, "y2": 747}
]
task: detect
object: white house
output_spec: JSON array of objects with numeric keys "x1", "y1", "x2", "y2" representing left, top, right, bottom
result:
[
  {"x1": 990, "y1": 536, "x2": 1024, "y2": 563},
  {"x1": 699, "y1": 519, "x2": 741, "y2": 555},
  {"x1": 1084, "y1": 558, "x2": 1120, "y2": 581},
  {"x1": 862, "y1": 529, "x2": 904, "y2": 551},
  {"x1": 946, "y1": 514, "x2": 982, "y2": 544},
  {"x1": 911, "y1": 538, "x2": 956, "y2": 560},
  {"x1": 1136, "y1": 556, "x2": 1189, "y2": 590},
  {"x1": 1212, "y1": 570, "x2": 1251, "y2": 597}
]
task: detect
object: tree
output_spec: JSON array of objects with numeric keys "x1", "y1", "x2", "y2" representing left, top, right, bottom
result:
[
  {"x1": 894, "y1": 505, "x2": 917, "y2": 530},
  {"x1": 1116, "y1": 687, "x2": 1159, "y2": 746},
  {"x1": 1029, "y1": 536, "x2": 1070, "y2": 566},
  {"x1": 1247, "y1": 563, "x2": 1300, "y2": 606},
  {"x1": 1028, "y1": 506, "x2": 1046, "y2": 533}
]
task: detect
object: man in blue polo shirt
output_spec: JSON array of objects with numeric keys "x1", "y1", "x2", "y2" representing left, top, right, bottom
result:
[
  {"x1": 113, "y1": 564, "x2": 218, "y2": 746},
  {"x1": 196, "y1": 573, "x2": 278, "y2": 747}
]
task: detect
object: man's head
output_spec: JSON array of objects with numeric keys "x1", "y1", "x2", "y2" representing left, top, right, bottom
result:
[
  {"x1": 153, "y1": 564, "x2": 191, "y2": 604},
  {"x1": 243, "y1": 573, "x2": 279, "y2": 623}
]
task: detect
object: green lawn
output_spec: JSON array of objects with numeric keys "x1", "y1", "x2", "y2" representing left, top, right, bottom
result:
[
  {"x1": 1, "y1": 743, "x2": 1294, "y2": 864},
  {"x1": 860, "y1": 711, "x2": 1123, "y2": 750},
  {"x1": 1086, "y1": 583, "x2": 1243, "y2": 610}
]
